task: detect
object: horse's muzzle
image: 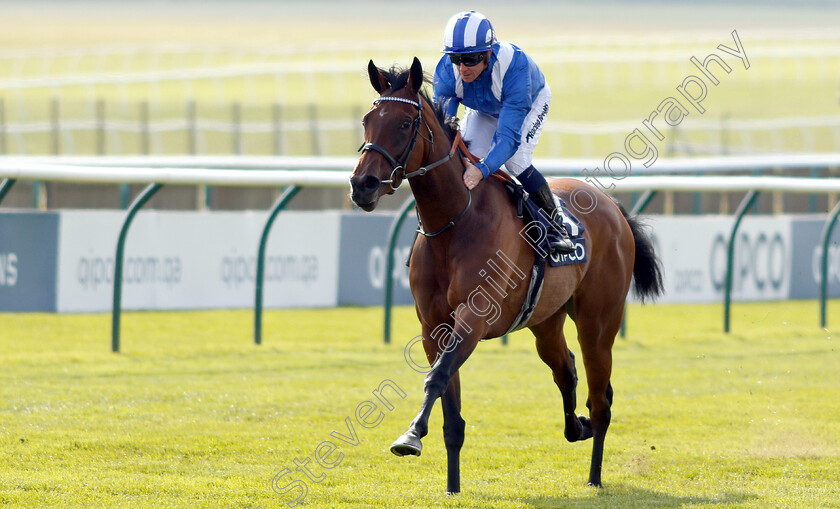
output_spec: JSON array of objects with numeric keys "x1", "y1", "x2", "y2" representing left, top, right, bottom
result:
[{"x1": 349, "y1": 174, "x2": 382, "y2": 211}]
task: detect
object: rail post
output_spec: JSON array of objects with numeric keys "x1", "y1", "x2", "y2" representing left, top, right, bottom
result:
[
  {"x1": 0, "y1": 178, "x2": 16, "y2": 205},
  {"x1": 819, "y1": 199, "x2": 840, "y2": 328},
  {"x1": 232, "y1": 102, "x2": 242, "y2": 155},
  {"x1": 383, "y1": 197, "x2": 416, "y2": 345},
  {"x1": 254, "y1": 185, "x2": 301, "y2": 345},
  {"x1": 724, "y1": 190, "x2": 759, "y2": 333},
  {"x1": 96, "y1": 99, "x2": 106, "y2": 156},
  {"x1": 112, "y1": 183, "x2": 163, "y2": 353},
  {"x1": 308, "y1": 104, "x2": 322, "y2": 156},
  {"x1": 0, "y1": 98, "x2": 6, "y2": 155},
  {"x1": 272, "y1": 103, "x2": 284, "y2": 155}
]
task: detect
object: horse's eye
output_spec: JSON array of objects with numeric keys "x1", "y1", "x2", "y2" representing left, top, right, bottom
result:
[{"x1": 400, "y1": 119, "x2": 411, "y2": 130}]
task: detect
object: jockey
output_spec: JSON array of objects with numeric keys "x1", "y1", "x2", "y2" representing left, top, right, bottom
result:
[{"x1": 433, "y1": 10, "x2": 574, "y2": 254}]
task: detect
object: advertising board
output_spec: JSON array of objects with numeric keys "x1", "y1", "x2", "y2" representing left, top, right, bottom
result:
[
  {"x1": 56, "y1": 210, "x2": 340, "y2": 312},
  {"x1": 0, "y1": 212, "x2": 59, "y2": 311},
  {"x1": 2, "y1": 210, "x2": 836, "y2": 313},
  {"x1": 337, "y1": 213, "x2": 416, "y2": 306},
  {"x1": 645, "y1": 216, "x2": 792, "y2": 303},
  {"x1": 788, "y1": 217, "x2": 840, "y2": 299}
]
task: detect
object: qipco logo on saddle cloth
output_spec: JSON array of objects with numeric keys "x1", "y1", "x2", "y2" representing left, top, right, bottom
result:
[{"x1": 549, "y1": 239, "x2": 587, "y2": 266}]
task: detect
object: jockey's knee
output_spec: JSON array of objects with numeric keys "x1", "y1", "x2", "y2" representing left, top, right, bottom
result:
[{"x1": 505, "y1": 161, "x2": 528, "y2": 176}]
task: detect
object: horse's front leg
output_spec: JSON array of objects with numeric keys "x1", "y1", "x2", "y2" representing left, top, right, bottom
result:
[
  {"x1": 391, "y1": 319, "x2": 479, "y2": 486},
  {"x1": 440, "y1": 372, "x2": 464, "y2": 494}
]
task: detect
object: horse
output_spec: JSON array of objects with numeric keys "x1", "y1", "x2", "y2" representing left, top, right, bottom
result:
[{"x1": 349, "y1": 57, "x2": 663, "y2": 494}]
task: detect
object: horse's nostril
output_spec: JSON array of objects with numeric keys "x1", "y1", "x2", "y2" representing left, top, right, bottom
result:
[{"x1": 363, "y1": 175, "x2": 381, "y2": 191}]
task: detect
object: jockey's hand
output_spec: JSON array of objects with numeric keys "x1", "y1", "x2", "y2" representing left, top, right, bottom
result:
[
  {"x1": 463, "y1": 159, "x2": 483, "y2": 190},
  {"x1": 444, "y1": 116, "x2": 460, "y2": 132}
]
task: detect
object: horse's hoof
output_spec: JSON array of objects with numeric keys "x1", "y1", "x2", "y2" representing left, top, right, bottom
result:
[
  {"x1": 446, "y1": 491, "x2": 460, "y2": 496},
  {"x1": 578, "y1": 414, "x2": 593, "y2": 440},
  {"x1": 586, "y1": 480, "x2": 603, "y2": 488},
  {"x1": 564, "y1": 418, "x2": 584, "y2": 442},
  {"x1": 390, "y1": 433, "x2": 422, "y2": 456},
  {"x1": 564, "y1": 414, "x2": 593, "y2": 442}
]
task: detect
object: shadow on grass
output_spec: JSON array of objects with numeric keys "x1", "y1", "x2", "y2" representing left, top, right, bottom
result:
[{"x1": 486, "y1": 483, "x2": 756, "y2": 508}]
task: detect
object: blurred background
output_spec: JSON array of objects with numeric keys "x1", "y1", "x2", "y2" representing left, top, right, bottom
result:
[{"x1": 0, "y1": 0, "x2": 838, "y2": 212}]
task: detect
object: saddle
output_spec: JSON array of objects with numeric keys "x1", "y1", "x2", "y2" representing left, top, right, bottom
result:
[
  {"x1": 448, "y1": 130, "x2": 587, "y2": 268},
  {"x1": 456, "y1": 136, "x2": 588, "y2": 334},
  {"x1": 491, "y1": 173, "x2": 587, "y2": 267}
]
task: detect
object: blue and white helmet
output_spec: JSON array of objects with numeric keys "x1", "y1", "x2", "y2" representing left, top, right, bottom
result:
[{"x1": 441, "y1": 11, "x2": 496, "y2": 54}]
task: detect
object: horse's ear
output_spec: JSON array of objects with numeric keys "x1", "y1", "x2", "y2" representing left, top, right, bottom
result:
[
  {"x1": 368, "y1": 60, "x2": 389, "y2": 94},
  {"x1": 408, "y1": 57, "x2": 423, "y2": 95}
]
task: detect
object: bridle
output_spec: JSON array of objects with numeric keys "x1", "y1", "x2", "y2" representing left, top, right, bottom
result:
[
  {"x1": 358, "y1": 95, "x2": 454, "y2": 191},
  {"x1": 357, "y1": 93, "x2": 473, "y2": 238}
]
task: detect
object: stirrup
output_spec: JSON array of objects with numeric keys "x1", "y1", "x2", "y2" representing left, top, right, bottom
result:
[
  {"x1": 549, "y1": 215, "x2": 575, "y2": 254},
  {"x1": 549, "y1": 236, "x2": 575, "y2": 254}
]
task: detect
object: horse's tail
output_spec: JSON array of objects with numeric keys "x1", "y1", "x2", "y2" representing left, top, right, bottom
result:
[{"x1": 617, "y1": 203, "x2": 664, "y2": 302}]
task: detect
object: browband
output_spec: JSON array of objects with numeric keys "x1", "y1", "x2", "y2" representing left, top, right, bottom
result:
[{"x1": 373, "y1": 96, "x2": 422, "y2": 110}]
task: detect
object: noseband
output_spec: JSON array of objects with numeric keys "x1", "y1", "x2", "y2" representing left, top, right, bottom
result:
[{"x1": 358, "y1": 95, "x2": 453, "y2": 191}]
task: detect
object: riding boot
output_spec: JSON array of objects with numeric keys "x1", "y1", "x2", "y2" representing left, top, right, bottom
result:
[{"x1": 530, "y1": 183, "x2": 575, "y2": 254}]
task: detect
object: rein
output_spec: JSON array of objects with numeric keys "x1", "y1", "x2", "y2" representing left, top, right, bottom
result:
[{"x1": 416, "y1": 131, "x2": 475, "y2": 237}]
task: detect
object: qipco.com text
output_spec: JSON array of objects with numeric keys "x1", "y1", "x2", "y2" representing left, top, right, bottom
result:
[{"x1": 77, "y1": 255, "x2": 183, "y2": 290}]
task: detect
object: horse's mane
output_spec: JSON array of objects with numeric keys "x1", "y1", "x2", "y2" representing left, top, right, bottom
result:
[{"x1": 377, "y1": 65, "x2": 457, "y2": 143}]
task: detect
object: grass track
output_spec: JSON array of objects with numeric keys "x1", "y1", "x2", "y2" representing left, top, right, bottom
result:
[{"x1": 1, "y1": 301, "x2": 839, "y2": 508}]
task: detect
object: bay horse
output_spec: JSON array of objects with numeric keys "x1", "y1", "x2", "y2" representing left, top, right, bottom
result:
[{"x1": 350, "y1": 57, "x2": 663, "y2": 494}]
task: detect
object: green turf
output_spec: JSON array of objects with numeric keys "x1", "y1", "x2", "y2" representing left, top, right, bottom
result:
[{"x1": 1, "y1": 300, "x2": 838, "y2": 508}]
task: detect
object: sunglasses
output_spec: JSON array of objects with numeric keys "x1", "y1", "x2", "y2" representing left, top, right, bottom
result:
[{"x1": 449, "y1": 52, "x2": 486, "y2": 67}]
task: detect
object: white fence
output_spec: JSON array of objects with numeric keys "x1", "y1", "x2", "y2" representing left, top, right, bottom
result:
[
  {"x1": 3, "y1": 153, "x2": 840, "y2": 181},
  {"x1": 2, "y1": 106, "x2": 839, "y2": 157}
]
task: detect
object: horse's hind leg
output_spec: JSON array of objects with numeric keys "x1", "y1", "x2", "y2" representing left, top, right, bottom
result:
[{"x1": 531, "y1": 311, "x2": 592, "y2": 443}]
